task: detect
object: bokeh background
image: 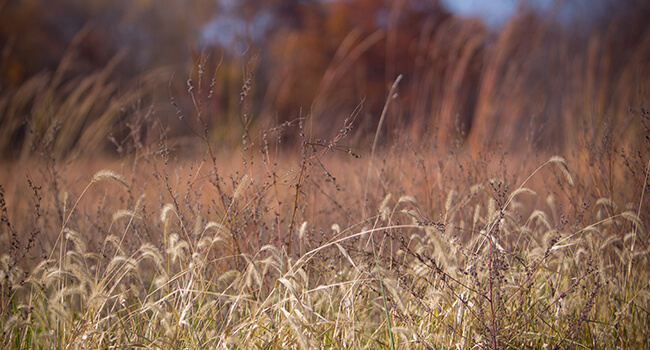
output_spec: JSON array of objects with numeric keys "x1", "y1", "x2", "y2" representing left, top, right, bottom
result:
[{"x1": 1, "y1": 0, "x2": 648, "y2": 159}]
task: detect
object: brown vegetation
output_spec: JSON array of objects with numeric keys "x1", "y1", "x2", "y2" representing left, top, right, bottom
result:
[
  {"x1": 1, "y1": 1, "x2": 649, "y2": 348},
  {"x1": 2, "y1": 0, "x2": 648, "y2": 157}
]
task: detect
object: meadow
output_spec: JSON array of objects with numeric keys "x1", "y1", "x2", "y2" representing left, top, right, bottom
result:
[
  {"x1": 1, "y1": 90, "x2": 649, "y2": 349},
  {"x1": 1, "y1": 2, "x2": 650, "y2": 349}
]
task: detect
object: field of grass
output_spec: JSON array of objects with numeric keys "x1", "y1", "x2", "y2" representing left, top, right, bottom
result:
[
  {"x1": 1, "y1": 86, "x2": 649, "y2": 349},
  {"x1": 1, "y1": 4, "x2": 650, "y2": 348}
]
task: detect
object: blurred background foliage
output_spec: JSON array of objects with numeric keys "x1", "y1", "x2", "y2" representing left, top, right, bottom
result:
[{"x1": 0, "y1": 0, "x2": 649, "y2": 159}]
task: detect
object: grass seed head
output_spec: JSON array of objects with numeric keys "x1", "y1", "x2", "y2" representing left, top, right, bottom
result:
[
  {"x1": 112, "y1": 209, "x2": 140, "y2": 222},
  {"x1": 92, "y1": 170, "x2": 129, "y2": 189},
  {"x1": 549, "y1": 155, "x2": 574, "y2": 185}
]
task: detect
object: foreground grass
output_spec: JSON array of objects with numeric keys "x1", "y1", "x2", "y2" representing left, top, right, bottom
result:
[{"x1": 1, "y1": 120, "x2": 649, "y2": 349}]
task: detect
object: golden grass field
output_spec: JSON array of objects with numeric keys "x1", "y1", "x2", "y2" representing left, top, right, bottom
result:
[
  {"x1": 1, "y1": 2, "x2": 649, "y2": 348},
  {"x1": 1, "y1": 106, "x2": 649, "y2": 348}
]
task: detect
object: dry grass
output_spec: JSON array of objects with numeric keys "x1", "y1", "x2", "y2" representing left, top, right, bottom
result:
[
  {"x1": 1, "y1": 5, "x2": 649, "y2": 348},
  {"x1": 1, "y1": 96, "x2": 649, "y2": 349}
]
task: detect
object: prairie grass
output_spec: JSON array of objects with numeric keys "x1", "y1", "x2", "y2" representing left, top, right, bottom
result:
[
  {"x1": 0, "y1": 26, "x2": 167, "y2": 161},
  {"x1": 1, "y1": 6, "x2": 649, "y2": 348},
  {"x1": 1, "y1": 97, "x2": 649, "y2": 349}
]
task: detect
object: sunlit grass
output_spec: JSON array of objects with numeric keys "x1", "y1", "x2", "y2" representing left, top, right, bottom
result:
[{"x1": 2, "y1": 116, "x2": 649, "y2": 348}]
